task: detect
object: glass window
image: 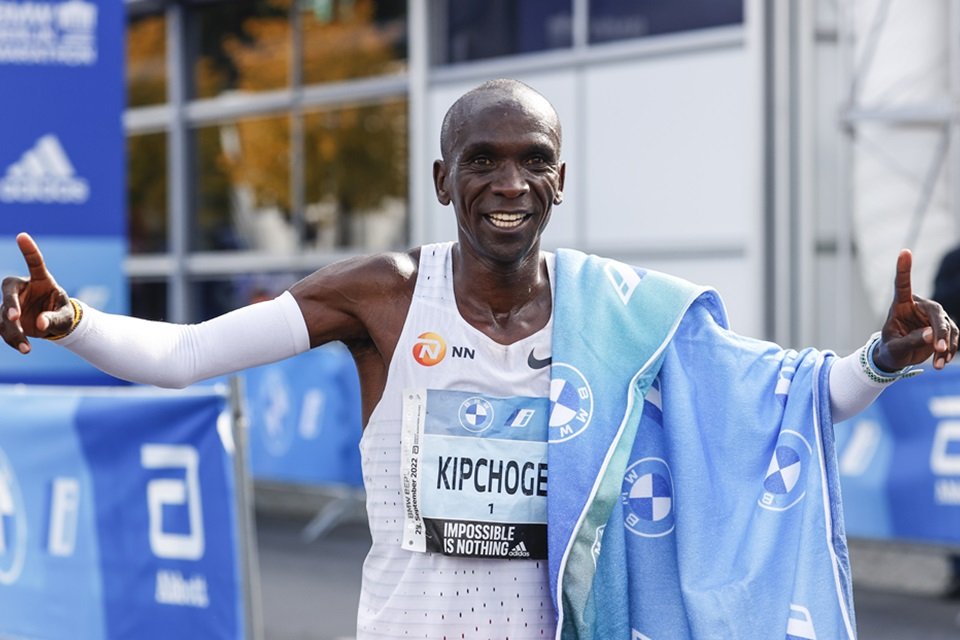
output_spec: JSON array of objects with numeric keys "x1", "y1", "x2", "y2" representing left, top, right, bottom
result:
[
  {"x1": 130, "y1": 280, "x2": 168, "y2": 321},
  {"x1": 128, "y1": 132, "x2": 169, "y2": 254},
  {"x1": 440, "y1": 0, "x2": 572, "y2": 65},
  {"x1": 193, "y1": 115, "x2": 293, "y2": 252},
  {"x1": 589, "y1": 0, "x2": 743, "y2": 44},
  {"x1": 303, "y1": 100, "x2": 408, "y2": 250},
  {"x1": 188, "y1": 0, "x2": 292, "y2": 100},
  {"x1": 190, "y1": 273, "x2": 301, "y2": 321},
  {"x1": 127, "y1": 11, "x2": 167, "y2": 107},
  {"x1": 301, "y1": 0, "x2": 408, "y2": 85}
]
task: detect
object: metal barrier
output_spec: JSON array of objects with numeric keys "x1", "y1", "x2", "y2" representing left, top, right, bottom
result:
[
  {"x1": 0, "y1": 382, "x2": 261, "y2": 640},
  {"x1": 234, "y1": 343, "x2": 365, "y2": 542},
  {"x1": 837, "y1": 365, "x2": 960, "y2": 548}
]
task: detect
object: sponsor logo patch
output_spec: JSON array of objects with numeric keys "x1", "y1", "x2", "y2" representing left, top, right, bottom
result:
[
  {"x1": 412, "y1": 331, "x2": 446, "y2": 366},
  {"x1": 621, "y1": 457, "x2": 675, "y2": 537},
  {"x1": 548, "y1": 363, "x2": 593, "y2": 442},
  {"x1": 0, "y1": 134, "x2": 90, "y2": 204},
  {"x1": 527, "y1": 348, "x2": 551, "y2": 370},
  {"x1": 458, "y1": 397, "x2": 495, "y2": 433},
  {"x1": 759, "y1": 430, "x2": 813, "y2": 512}
]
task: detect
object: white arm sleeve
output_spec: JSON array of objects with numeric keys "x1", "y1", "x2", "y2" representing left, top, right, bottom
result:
[
  {"x1": 828, "y1": 350, "x2": 890, "y2": 423},
  {"x1": 55, "y1": 291, "x2": 311, "y2": 388}
]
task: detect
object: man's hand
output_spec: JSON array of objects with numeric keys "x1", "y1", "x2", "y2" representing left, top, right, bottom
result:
[
  {"x1": 0, "y1": 233, "x2": 75, "y2": 354},
  {"x1": 874, "y1": 249, "x2": 959, "y2": 371}
]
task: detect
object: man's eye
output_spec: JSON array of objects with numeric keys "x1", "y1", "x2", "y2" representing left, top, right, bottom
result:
[{"x1": 471, "y1": 157, "x2": 492, "y2": 166}]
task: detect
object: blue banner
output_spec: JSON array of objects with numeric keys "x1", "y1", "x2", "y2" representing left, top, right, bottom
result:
[
  {"x1": 837, "y1": 366, "x2": 960, "y2": 546},
  {"x1": 0, "y1": 385, "x2": 244, "y2": 639},
  {"x1": 0, "y1": 0, "x2": 127, "y2": 383},
  {"x1": 242, "y1": 344, "x2": 363, "y2": 488}
]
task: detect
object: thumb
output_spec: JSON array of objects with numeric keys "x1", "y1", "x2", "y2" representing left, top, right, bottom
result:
[{"x1": 36, "y1": 301, "x2": 75, "y2": 336}]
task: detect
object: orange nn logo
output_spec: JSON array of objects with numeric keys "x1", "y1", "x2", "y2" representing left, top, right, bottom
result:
[{"x1": 413, "y1": 332, "x2": 446, "y2": 366}]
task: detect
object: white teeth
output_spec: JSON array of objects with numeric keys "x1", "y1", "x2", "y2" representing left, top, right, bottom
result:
[{"x1": 488, "y1": 212, "x2": 527, "y2": 229}]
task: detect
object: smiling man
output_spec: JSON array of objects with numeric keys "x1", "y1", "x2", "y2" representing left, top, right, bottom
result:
[{"x1": 2, "y1": 79, "x2": 957, "y2": 639}]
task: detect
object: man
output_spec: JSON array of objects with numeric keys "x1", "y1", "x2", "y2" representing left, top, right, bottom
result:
[{"x1": 2, "y1": 79, "x2": 957, "y2": 639}]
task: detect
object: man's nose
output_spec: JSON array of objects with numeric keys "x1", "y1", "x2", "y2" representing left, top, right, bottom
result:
[{"x1": 490, "y1": 162, "x2": 530, "y2": 198}]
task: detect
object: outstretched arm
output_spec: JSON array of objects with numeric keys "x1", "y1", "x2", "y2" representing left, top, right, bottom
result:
[
  {"x1": 0, "y1": 233, "x2": 392, "y2": 388},
  {"x1": 0, "y1": 234, "x2": 312, "y2": 387}
]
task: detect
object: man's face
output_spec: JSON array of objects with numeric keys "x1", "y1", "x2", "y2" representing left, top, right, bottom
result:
[{"x1": 434, "y1": 93, "x2": 565, "y2": 268}]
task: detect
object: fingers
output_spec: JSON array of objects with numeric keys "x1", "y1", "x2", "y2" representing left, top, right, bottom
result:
[
  {"x1": 893, "y1": 248, "x2": 914, "y2": 306},
  {"x1": 915, "y1": 297, "x2": 959, "y2": 370},
  {"x1": 2, "y1": 276, "x2": 23, "y2": 323},
  {"x1": 934, "y1": 311, "x2": 959, "y2": 370},
  {"x1": 16, "y1": 232, "x2": 53, "y2": 285},
  {"x1": 0, "y1": 276, "x2": 30, "y2": 353}
]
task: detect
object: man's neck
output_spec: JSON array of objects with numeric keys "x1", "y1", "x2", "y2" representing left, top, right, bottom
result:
[{"x1": 451, "y1": 244, "x2": 552, "y2": 345}]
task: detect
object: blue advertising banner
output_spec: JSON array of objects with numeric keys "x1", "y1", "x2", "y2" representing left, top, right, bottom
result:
[
  {"x1": 837, "y1": 366, "x2": 960, "y2": 546},
  {"x1": 242, "y1": 344, "x2": 363, "y2": 488},
  {"x1": 0, "y1": 385, "x2": 245, "y2": 639},
  {"x1": 0, "y1": 0, "x2": 127, "y2": 383}
]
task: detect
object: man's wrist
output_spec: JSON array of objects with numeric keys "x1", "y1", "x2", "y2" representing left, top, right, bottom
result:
[
  {"x1": 46, "y1": 298, "x2": 83, "y2": 341},
  {"x1": 861, "y1": 332, "x2": 920, "y2": 384}
]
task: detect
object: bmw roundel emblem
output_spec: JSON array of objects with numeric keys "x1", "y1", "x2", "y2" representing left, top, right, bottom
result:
[
  {"x1": 548, "y1": 363, "x2": 593, "y2": 442},
  {"x1": 458, "y1": 397, "x2": 495, "y2": 433},
  {"x1": 621, "y1": 457, "x2": 675, "y2": 537},
  {"x1": 257, "y1": 368, "x2": 296, "y2": 456},
  {"x1": 0, "y1": 445, "x2": 27, "y2": 585},
  {"x1": 758, "y1": 429, "x2": 813, "y2": 512}
]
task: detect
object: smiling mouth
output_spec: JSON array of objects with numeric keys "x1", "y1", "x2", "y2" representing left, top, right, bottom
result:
[{"x1": 486, "y1": 212, "x2": 530, "y2": 229}]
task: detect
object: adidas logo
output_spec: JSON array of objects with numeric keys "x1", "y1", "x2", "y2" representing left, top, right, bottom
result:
[
  {"x1": 507, "y1": 540, "x2": 530, "y2": 558},
  {"x1": 0, "y1": 134, "x2": 89, "y2": 204}
]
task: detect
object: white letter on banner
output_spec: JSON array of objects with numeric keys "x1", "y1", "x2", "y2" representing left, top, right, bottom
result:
[
  {"x1": 930, "y1": 421, "x2": 960, "y2": 476},
  {"x1": 141, "y1": 444, "x2": 205, "y2": 560},
  {"x1": 48, "y1": 477, "x2": 80, "y2": 557}
]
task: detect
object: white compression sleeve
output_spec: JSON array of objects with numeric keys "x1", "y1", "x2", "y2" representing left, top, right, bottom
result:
[
  {"x1": 828, "y1": 350, "x2": 890, "y2": 423},
  {"x1": 55, "y1": 291, "x2": 311, "y2": 388}
]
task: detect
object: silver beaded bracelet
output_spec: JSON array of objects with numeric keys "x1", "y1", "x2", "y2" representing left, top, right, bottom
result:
[{"x1": 859, "y1": 332, "x2": 921, "y2": 384}]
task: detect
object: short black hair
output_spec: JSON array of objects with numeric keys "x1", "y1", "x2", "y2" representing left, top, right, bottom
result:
[{"x1": 439, "y1": 79, "x2": 562, "y2": 161}]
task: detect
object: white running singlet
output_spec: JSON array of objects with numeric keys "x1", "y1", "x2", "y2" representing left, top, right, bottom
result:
[{"x1": 357, "y1": 242, "x2": 557, "y2": 639}]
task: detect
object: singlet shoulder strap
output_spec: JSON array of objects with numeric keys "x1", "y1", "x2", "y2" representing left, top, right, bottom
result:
[{"x1": 413, "y1": 242, "x2": 455, "y2": 304}]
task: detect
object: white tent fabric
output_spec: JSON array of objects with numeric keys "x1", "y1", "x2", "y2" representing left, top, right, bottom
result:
[{"x1": 851, "y1": 0, "x2": 956, "y2": 315}]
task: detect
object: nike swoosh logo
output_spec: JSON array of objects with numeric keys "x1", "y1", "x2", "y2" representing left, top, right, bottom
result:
[{"x1": 527, "y1": 349, "x2": 552, "y2": 370}]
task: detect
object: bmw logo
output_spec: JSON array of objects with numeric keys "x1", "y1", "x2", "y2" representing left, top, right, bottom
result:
[
  {"x1": 0, "y1": 445, "x2": 27, "y2": 585},
  {"x1": 759, "y1": 429, "x2": 813, "y2": 512},
  {"x1": 548, "y1": 363, "x2": 594, "y2": 442},
  {"x1": 458, "y1": 397, "x2": 495, "y2": 433},
  {"x1": 257, "y1": 368, "x2": 296, "y2": 456},
  {"x1": 621, "y1": 457, "x2": 675, "y2": 537}
]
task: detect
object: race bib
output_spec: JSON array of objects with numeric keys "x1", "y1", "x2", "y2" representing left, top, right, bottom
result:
[{"x1": 401, "y1": 389, "x2": 548, "y2": 559}]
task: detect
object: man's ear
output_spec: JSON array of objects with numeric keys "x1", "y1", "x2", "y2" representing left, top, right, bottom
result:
[
  {"x1": 554, "y1": 161, "x2": 566, "y2": 205},
  {"x1": 433, "y1": 160, "x2": 451, "y2": 205}
]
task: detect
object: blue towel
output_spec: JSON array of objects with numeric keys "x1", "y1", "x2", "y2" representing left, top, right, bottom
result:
[{"x1": 548, "y1": 249, "x2": 855, "y2": 640}]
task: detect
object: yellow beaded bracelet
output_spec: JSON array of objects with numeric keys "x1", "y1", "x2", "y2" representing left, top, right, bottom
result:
[{"x1": 47, "y1": 298, "x2": 83, "y2": 341}]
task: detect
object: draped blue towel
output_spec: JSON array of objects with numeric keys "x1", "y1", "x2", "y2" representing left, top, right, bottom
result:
[{"x1": 547, "y1": 249, "x2": 855, "y2": 640}]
